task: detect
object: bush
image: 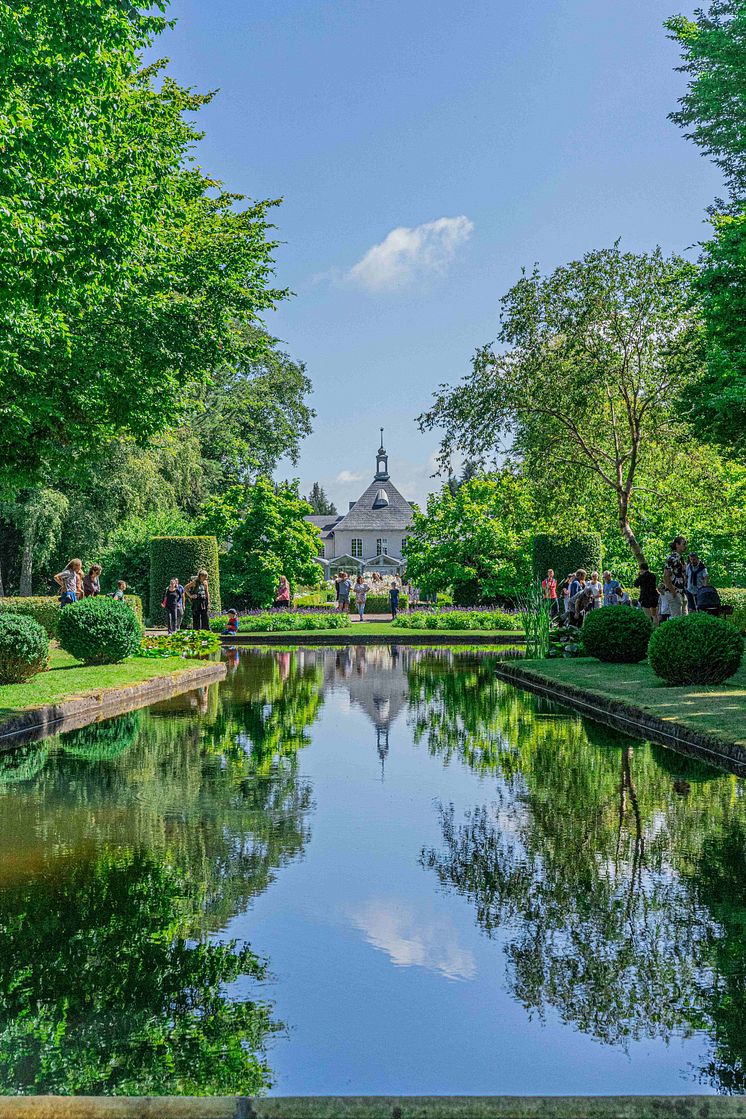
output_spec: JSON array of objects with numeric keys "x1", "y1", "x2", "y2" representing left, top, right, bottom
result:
[
  {"x1": 210, "y1": 611, "x2": 351, "y2": 633},
  {"x1": 719, "y1": 588, "x2": 746, "y2": 634},
  {"x1": 532, "y1": 533, "x2": 603, "y2": 583},
  {"x1": 392, "y1": 608, "x2": 523, "y2": 632},
  {"x1": 57, "y1": 597, "x2": 143, "y2": 665},
  {"x1": 0, "y1": 595, "x2": 142, "y2": 636},
  {"x1": 149, "y1": 536, "x2": 221, "y2": 625},
  {"x1": 359, "y1": 594, "x2": 409, "y2": 614},
  {"x1": 581, "y1": 606, "x2": 652, "y2": 663},
  {"x1": 648, "y1": 613, "x2": 744, "y2": 685},
  {"x1": 0, "y1": 614, "x2": 49, "y2": 683},
  {"x1": 124, "y1": 595, "x2": 143, "y2": 625}
]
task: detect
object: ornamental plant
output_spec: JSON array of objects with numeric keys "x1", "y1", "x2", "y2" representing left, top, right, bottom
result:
[
  {"x1": 137, "y1": 631, "x2": 221, "y2": 659},
  {"x1": 648, "y1": 613, "x2": 744, "y2": 685},
  {"x1": 57, "y1": 598, "x2": 142, "y2": 665},
  {"x1": 581, "y1": 606, "x2": 653, "y2": 664},
  {"x1": 0, "y1": 614, "x2": 49, "y2": 683}
]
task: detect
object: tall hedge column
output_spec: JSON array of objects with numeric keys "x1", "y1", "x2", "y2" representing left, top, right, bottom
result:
[
  {"x1": 532, "y1": 533, "x2": 603, "y2": 582},
  {"x1": 149, "y1": 537, "x2": 221, "y2": 626}
]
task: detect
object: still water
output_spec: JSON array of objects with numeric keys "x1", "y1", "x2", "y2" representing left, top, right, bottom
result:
[{"x1": 0, "y1": 645, "x2": 744, "y2": 1097}]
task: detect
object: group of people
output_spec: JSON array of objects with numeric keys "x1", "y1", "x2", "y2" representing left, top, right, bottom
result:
[
  {"x1": 541, "y1": 537, "x2": 722, "y2": 627},
  {"x1": 161, "y1": 570, "x2": 215, "y2": 633},
  {"x1": 54, "y1": 559, "x2": 127, "y2": 605},
  {"x1": 334, "y1": 572, "x2": 403, "y2": 620}
]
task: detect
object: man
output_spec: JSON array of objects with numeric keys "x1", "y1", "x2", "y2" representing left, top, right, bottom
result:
[
  {"x1": 686, "y1": 552, "x2": 708, "y2": 613},
  {"x1": 602, "y1": 570, "x2": 621, "y2": 607},
  {"x1": 695, "y1": 574, "x2": 721, "y2": 615},
  {"x1": 569, "y1": 569, "x2": 586, "y2": 602},
  {"x1": 542, "y1": 568, "x2": 559, "y2": 618},
  {"x1": 663, "y1": 536, "x2": 688, "y2": 617}
]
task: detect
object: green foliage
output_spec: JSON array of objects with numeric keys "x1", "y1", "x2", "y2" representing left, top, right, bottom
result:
[
  {"x1": 0, "y1": 614, "x2": 49, "y2": 684},
  {"x1": 581, "y1": 606, "x2": 653, "y2": 664},
  {"x1": 137, "y1": 631, "x2": 221, "y2": 659},
  {"x1": 392, "y1": 609, "x2": 522, "y2": 632},
  {"x1": 517, "y1": 582, "x2": 552, "y2": 658},
  {"x1": 532, "y1": 533, "x2": 603, "y2": 581},
  {"x1": 547, "y1": 623, "x2": 585, "y2": 659},
  {"x1": 0, "y1": 596, "x2": 61, "y2": 636},
  {"x1": 59, "y1": 712, "x2": 142, "y2": 762},
  {"x1": 149, "y1": 536, "x2": 221, "y2": 624},
  {"x1": 719, "y1": 588, "x2": 746, "y2": 633},
  {"x1": 210, "y1": 611, "x2": 351, "y2": 633},
  {"x1": 358, "y1": 594, "x2": 409, "y2": 613},
  {"x1": 294, "y1": 589, "x2": 335, "y2": 607},
  {"x1": 222, "y1": 478, "x2": 321, "y2": 609},
  {"x1": 649, "y1": 613, "x2": 744, "y2": 685},
  {"x1": 305, "y1": 481, "x2": 337, "y2": 515},
  {"x1": 57, "y1": 597, "x2": 142, "y2": 665},
  {"x1": 100, "y1": 510, "x2": 195, "y2": 611},
  {"x1": 404, "y1": 472, "x2": 534, "y2": 602}
]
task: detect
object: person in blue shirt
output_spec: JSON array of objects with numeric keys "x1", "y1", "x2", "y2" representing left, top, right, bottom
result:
[
  {"x1": 602, "y1": 570, "x2": 621, "y2": 606},
  {"x1": 389, "y1": 581, "x2": 401, "y2": 619}
]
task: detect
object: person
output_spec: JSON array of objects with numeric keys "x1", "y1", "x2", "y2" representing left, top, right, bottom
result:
[
  {"x1": 686, "y1": 552, "x2": 708, "y2": 613},
  {"x1": 390, "y1": 580, "x2": 401, "y2": 620},
  {"x1": 657, "y1": 583, "x2": 671, "y2": 623},
  {"x1": 353, "y1": 575, "x2": 370, "y2": 621},
  {"x1": 54, "y1": 559, "x2": 83, "y2": 606},
  {"x1": 634, "y1": 562, "x2": 659, "y2": 623},
  {"x1": 569, "y1": 584, "x2": 595, "y2": 626},
  {"x1": 663, "y1": 535, "x2": 688, "y2": 617},
  {"x1": 568, "y1": 569, "x2": 586, "y2": 603},
  {"x1": 542, "y1": 569, "x2": 559, "y2": 618},
  {"x1": 83, "y1": 564, "x2": 102, "y2": 597},
  {"x1": 617, "y1": 586, "x2": 632, "y2": 606},
  {"x1": 185, "y1": 569, "x2": 210, "y2": 630},
  {"x1": 587, "y1": 571, "x2": 603, "y2": 611},
  {"x1": 695, "y1": 575, "x2": 722, "y2": 615},
  {"x1": 336, "y1": 572, "x2": 351, "y2": 613},
  {"x1": 274, "y1": 575, "x2": 291, "y2": 609},
  {"x1": 162, "y1": 577, "x2": 183, "y2": 635},
  {"x1": 111, "y1": 579, "x2": 127, "y2": 601},
  {"x1": 222, "y1": 608, "x2": 239, "y2": 635},
  {"x1": 561, "y1": 574, "x2": 574, "y2": 616},
  {"x1": 602, "y1": 570, "x2": 621, "y2": 606}
]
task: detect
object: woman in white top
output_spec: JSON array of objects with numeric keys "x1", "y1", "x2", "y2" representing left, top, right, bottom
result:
[
  {"x1": 354, "y1": 575, "x2": 370, "y2": 621},
  {"x1": 587, "y1": 571, "x2": 603, "y2": 611}
]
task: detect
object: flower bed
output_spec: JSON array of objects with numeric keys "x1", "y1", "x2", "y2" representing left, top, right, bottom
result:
[
  {"x1": 392, "y1": 607, "x2": 523, "y2": 631},
  {"x1": 210, "y1": 610, "x2": 352, "y2": 633},
  {"x1": 137, "y1": 631, "x2": 221, "y2": 658}
]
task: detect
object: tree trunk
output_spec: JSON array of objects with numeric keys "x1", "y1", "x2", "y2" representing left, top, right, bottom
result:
[
  {"x1": 19, "y1": 515, "x2": 37, "y2": 596},
  {"x1": 617, "y1": 492, "x2": 646, "y2": 567}
]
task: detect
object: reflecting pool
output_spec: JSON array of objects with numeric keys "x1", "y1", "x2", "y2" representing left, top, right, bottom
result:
[{"x1": 0, "y1": 645, "x2": 745, "y2": 1096}]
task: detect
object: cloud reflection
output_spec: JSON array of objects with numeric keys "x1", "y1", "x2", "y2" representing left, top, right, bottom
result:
[{"x1": 349, "y1": 898, "x2": 476, "y2": 981}]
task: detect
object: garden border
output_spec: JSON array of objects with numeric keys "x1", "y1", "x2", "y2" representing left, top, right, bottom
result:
[
  {"x1": 221, "y1": 633, "x2": 525, "y2": 647},
  {"x1": 494, "y1": 661, "x2": 746, "y2": 775}
]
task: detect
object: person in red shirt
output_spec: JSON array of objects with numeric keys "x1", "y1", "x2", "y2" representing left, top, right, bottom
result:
[{"x1": 542, "y1": 568, "x2": 559, "y2": 618}]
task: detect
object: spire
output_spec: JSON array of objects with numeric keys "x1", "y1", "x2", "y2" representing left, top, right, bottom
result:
[
  {"x1": 379, "y1": 427, "x2": 385, "y2": 453},
  {"x1": 375, "y1": 428, "x2": 389, "y2": 481}
]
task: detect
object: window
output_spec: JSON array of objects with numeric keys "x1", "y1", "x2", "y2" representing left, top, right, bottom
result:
[
  {"x1": 351, "y1": 539, "x2": 363, "y2": 558},
  {"x1": 401, "y1": 537, "x2": 408, "y2": 555},
  {"x1": 377, "y1": 538, "x2": 388, "y2": 556}
]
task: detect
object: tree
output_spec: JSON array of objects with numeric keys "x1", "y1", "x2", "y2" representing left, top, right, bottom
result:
[
  {"x1": 403, "y1": 472, "x2": 534, "y2": 603},
  {"x1": 0, "y1": 0, "x2": 286, "y2": 489},
  {"x1": 419, "y1": 245, "x2": 703, "y2": 565},
  {"x1": 0, "y1": 488, "x2": 68, "y2": 595},
  {"x1": 222, "y1": 478, "x2": 322, "y2": 608},
  {"x1": 305, "y1": 482, "x2": 337, "y2": 516}
]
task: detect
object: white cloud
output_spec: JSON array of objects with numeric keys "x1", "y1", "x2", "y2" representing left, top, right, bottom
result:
[
  {"x1": 336, "y1": 469, "x2": 364, "y2": 483},
  {"x1": 348, "y1": 898, "x2": 476, "y2": 981},
  {"x1": 346, "y1": 215, "x2": 474, "y2": 292}
]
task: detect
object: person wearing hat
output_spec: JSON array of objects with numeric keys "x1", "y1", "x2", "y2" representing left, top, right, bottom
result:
[{"x1": 222, "y1": 608, "x2": 239, "y2": 636}]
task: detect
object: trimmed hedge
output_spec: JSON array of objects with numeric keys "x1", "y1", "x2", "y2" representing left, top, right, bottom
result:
[
  {"x1": 648, "y1": 613, "x2": 744, "y2": 685},
  {"x1": 719, "y1": 588, "x2": 746, "y2": 634},
  {"x1": 57, "y1": 597, "x2": 143, "y2": 665},
  {"x1": 0, "y1": 614, "x2": 49, "y2": 684},
  {"x1": 210, "y1": 611, "x2": 351, "y2": 633},
  {"x1": 357, "y1": 593, "x2": 409, "y2": 613},
  {"x1": 0, "y1": 594, "x2": 142, "y2": 635},
  {"x1": 392, "y1": 609, "x2": 523, "y2": 632},
  {"x1": 149, "y1": 536, "x2": 221, "y2": 625},
  {"x1": 581, "y1": 606, "x2": 652, "y2": 664},
  {"x1": 532, "y1": 533, "x2": 603, "y2": 582}
]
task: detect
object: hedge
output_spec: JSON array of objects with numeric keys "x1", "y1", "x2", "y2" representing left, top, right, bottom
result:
[
  {"x1": 149, "y1": 536, "x2": 221, "y2": 625},
  {"x1": 210, "y1": 611, "x2": 351, "y2": 633},
  {"x1": 0, "y1": 614, "x2": 49, "y2": 683},
  {"x1": 581, "y1": 605, "x2": 652, "y2": 663},
  {"x1": 648, "y1": 613, "x2": 744, "y2": 685},
  {"x1": 57, "y1": 597, "x2": 143, "y2": 665},
  {"x1": 719, "y1": 588, "x2": 746, "y2": 634},
  {"x1": 532, "y1": 533, "x2": 603, "y2": 582},
  {"x1": 0, "y1": 595, "x2": 142, "y2": 635}
]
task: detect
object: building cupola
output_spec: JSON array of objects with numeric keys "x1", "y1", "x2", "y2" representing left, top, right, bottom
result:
[{"x1": 375, "y1": 427, "x2": 390, "y2": 481}]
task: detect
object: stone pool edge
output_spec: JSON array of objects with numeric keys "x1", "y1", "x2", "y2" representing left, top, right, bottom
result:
[
  {"x1": 0, "y1": 661, "x2": 227, "y2": 750},
  {"x1": 3, "y1": 1096, "x2": 746, "y2": 1118},
  {"x1": 494, "y1": 661, "x2": 746, "y2": 775}
]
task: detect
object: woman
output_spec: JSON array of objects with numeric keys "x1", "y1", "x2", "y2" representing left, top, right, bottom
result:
[
  {"x1": 336, "y1": 572, "x2": 351, "y2": 614},
  {"x1": 353, "y1": 574, "x2": 370, "y2": 622},
  {"x1": 184, "y1": 569, "x2": 210, "y2": 630},
  {"x1": 634, "y1": 562, "x2": 659, "y2": 623},
  {"x1": 163, "y1": 577, "x2": 183, "y2": 635},
  {"x1": 83, "y1": 564, "x2": 102, "y2": 597},
  {"x1": 54, "y1": 559, "x2": 83, "y2": 606},
  {"x1": 561, "y1": 574, "x2": 574, "y2": 617},
  {"x1": 274, "y1": 575, "x2": 291, "y2": 609},
  {"x1": 587, "y1": 571, "x2": 603, "y2": 611}
]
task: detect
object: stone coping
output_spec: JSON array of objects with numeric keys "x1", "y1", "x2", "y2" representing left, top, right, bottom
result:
[
  {"x1": 0, "y1": 662, "x2": 227, "y2": 751},
  {"x1": 222, "y1": 633, "x2": 524, "y2": 647},
  {"x1": 494, "y1": 662, "x2": 746, "y2": 776},
  {"x1": 1, "y1": 1097, "x2": 744, "y2": 1119}
]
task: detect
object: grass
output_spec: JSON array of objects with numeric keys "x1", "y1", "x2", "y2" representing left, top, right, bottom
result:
[
  {"x1": 228, "y1": 620, "x2": 522, "y2": 638},
  {"x1": 0, "y1": 647, "x2": 206, "y2": 716},
  {"x1": 518, "y1": 656, "x2": 746, "y2": 747}
]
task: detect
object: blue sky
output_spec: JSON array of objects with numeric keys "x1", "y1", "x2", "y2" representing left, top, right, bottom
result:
[{"x1": 156, "y1": 0, "x2": 722, "y2": 509}]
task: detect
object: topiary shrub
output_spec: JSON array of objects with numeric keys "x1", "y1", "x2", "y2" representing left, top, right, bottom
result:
[
  {"x1": 149, "y1": 536, "x2": 221, "y2": 625},
  {"x1": 581, "y1": 605, "x2": 652, "y2": 663},
  {"x1": 0, "y1": 614, "x2": 49, "y2": 683},
  {"x1": 719, "y1": 588, "x2": 746, "y2": 634},
  {"x1": 0, "y1": 596, "x2": 61, "y2": 636},
  {"x1": 648, "y1": 613, "x2": 744, "y2": 685},
  {"x1": 57, "y1": 597, "x2": 143, "y2": 665},
  {"x1": 532, "y1": 533, "x2": 603, "y2": 583}
]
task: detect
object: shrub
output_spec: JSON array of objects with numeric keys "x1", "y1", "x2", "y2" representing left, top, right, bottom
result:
[
  {"x1": 532, "y1": 533, "x2": 603, "y2": 583},
  {"x1": 648, "y1": 613, "x2": 744, "y2": 685},
  {"x1": 392, "y1": 608, "x2": 523, "y2": 632},
  {"x1": 581, "y1": 606, "x2": 652, "y2": 663},
  {"x1": 0, "y1": 614, "x2": 49, "y2": 683},
  {"x1": 0, "y1": 596, "x2": 60, "y2": 636},
  {"x1": 57, "y1": 597, "x2": 143, "y2": 665},
  {"x1": 359, "y1": 594, "x2": 409, "y2": 614},
  {"x1": 719, "y1": 588, "x2": 746, "y2": 634},
  {"x1": 149, "y1": 536, "x2": 221, "y2": 625},
  {"x1": 210, "y1": 611, "x2": 351, "y2": 633},
  {"x1": 124, "y1": 595, "x2": 143, "y2": 626}
]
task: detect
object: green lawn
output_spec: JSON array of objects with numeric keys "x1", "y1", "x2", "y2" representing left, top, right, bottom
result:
[
  {"x1": 233, "y1": 621, "x2": 522, "y2": 639},
  {"x1": 0, "y1": 648, "x2": 206, "y2": 716},
  {"x1": 519, "y1": 656, "x2": 746, "y2": 747}
]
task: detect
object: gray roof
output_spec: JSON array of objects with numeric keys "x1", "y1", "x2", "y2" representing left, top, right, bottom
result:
[
  {"x1": 332, "y1": 478, "x2": 413, "y2": 531},
  {"x1": 306, "y1": 514, "x2": 342, "y2": 538}
]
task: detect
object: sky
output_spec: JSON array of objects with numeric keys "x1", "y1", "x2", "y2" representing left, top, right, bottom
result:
[{"x1": 154, "y1": 0, "x2": 722, "y2": 509}]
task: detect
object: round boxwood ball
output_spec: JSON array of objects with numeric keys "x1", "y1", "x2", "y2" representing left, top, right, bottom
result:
[
  {"x1": 581, "y1": 605, "x2": 653, "y2": 663},
  {"x1": 0, "y1": 614, "x2": 49, "y2": 683},
  {"x1": 57, "y1": 597, "x2": 142, "y2": 665},
  {"x1": 648, "y1": 612, "x2": 744, "y2": 686}
]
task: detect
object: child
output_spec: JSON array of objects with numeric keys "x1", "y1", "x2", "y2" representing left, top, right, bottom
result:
[
  {"x1": 657, "y1": 583, "x2": 671, "y2": 623},
  {"x1": 111, "y1": 580, "x2": 127, "y2": 601},
  {"x1": 222, "y1": 608, "x2": 239, "y2": 636},
  {"x1": 54, "y1": 559, "x2": 83, "y2": 606}
]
